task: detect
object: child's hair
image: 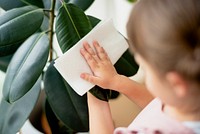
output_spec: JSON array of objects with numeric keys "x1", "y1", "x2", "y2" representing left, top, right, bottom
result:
[{"x1": 127, "y1": 0, "x2": 200, "y2": 84}]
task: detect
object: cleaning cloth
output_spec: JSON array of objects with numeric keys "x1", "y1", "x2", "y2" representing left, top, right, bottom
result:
[{"x1": 54, "y1": 19, "x2": 129, "y2": 96}]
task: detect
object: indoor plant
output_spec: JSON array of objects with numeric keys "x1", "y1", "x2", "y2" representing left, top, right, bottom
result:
[{"x1": 0, "y1": 0, "x2": 138, "y2": 133}]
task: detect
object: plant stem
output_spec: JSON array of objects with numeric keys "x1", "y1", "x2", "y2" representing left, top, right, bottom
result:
[
  {"x1": 43, "y1": 9, "x2": 52, "y2": 12},
  {"x1": 48, "y1": 0, "x2": 56, "y2": 61}
]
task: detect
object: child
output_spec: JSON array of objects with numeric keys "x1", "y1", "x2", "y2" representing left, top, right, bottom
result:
[{"x1": 80, "y1": 0, "x2": 200, "y2": 133}]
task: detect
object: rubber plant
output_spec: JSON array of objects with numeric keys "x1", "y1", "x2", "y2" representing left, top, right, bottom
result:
[{"x1": 0, "y1": 0, "x2": 138, "y2": 133}]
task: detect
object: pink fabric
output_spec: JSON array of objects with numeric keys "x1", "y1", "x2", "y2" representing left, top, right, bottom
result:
[{"x1": 114, "y1": 98, "x2": 194, "y2": 134}]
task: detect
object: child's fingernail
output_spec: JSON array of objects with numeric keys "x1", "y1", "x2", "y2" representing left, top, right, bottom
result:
[{"x1": 80, "y1": 73, "x2": 85, "y2": 78}]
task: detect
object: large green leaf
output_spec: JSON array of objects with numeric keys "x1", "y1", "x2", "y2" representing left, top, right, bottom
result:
[
  {"x1": 45, "y1": 100, "x2": 76, "y2": 133},
  {"x1": 0, "y1": 0, "x2": 25, "y2": 10},
  {"x1": 0, "y1": 6, "x2": 44, "y2": 56},
  {"x1": 45, "y1": 100, "x2": 62, "y2": 133},
  {"x1": 68, "y1": 0, "x2": 94, "y2": 11},
  {"x1": 56, "y1": 0, "x2": 70, "y2": 10},
  {"x1": 20, "y1": 0, "x2": 44, "y2": 8},
  {"x1": 56, "y1": 0, "x2": 94, "y2": 11},
  {"x1": 44, "y1": 61, "x2": 89, "y2": 132},
  {"x1": 0, "y1": 77, "x2": 41, "y2": 134},
  {"x1": 0, "y1": 54, "x2": 13, "y2": 72},
  {"x1": 55, "y1": 3, "x2": 92, "y2": 53},
  {"x1": 3, "y1": 32, "x2": 49, "y2": 103},
  {"x1": 87, "y1": 15, "x2": 101, "y2": 27},
  {"x1": 115, "y1": 50, "x2": 139, "y2": 76},
  {"x1": 42, "y1": 0, "x2": 51, "y2": 9},
  {"x1": 40, "y1": 15, "x2": 49, "y2": 32}
]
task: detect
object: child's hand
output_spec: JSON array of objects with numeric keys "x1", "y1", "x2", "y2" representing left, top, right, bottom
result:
[{"x1": 80, "y1": 41, "x2": 119, "y2": 89}]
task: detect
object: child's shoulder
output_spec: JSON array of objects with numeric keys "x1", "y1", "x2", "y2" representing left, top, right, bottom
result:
[{"x1": 114, "y1": 98, "x2": 194, "y2": 134}]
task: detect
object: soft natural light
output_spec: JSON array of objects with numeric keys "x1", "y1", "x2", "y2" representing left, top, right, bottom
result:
[{"x1": 0, "y1": 0, "x2": 138, "y2": 133}]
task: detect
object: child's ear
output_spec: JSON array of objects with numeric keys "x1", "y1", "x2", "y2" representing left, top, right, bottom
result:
[{"x1": 166, "y1": 72, "x2": 188, "y2": 98}]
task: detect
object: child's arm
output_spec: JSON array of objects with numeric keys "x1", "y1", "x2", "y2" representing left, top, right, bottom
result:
[
  {"x1": 111, "y1": 74, "x2": 153, "y2": 108},
  {"x1": 80, "y1": 41, "x2": 153, "y2": 108},
  {"x1": 87, "y1": 92, "x2": 114, "y2": 134}
]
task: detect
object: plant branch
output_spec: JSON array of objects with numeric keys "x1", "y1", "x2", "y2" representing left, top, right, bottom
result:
[{"x1": 48, "y1": 0, "x2": 56, "y2": 61}]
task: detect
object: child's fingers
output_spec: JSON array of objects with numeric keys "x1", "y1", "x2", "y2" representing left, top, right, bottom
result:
[
  {"x1": 83, "y1": 42, "x2": 95, "y2": 55},
  {"x1": 93, "y1": 41, "x2": 109, "y2": 61},
  {"x1": 80, "y1": 48, "x2": 98, "y2": 71},
  {"x1": 80, "y1": 73, "x2": 100, "y2": 85},
  {"x1": 83, "y1": 42, "x2": 101, "y2": 62}
]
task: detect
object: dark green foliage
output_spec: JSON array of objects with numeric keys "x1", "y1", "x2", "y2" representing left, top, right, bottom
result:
[
  {"x1": 0, "y1": 6, "x2": 44, "y2": 56},
  {"x1": 44, "y1": 61, "x2": 89, "y2": 132},
  {"x1": 21, "y1": 0, "x2": 44, "y2": 8},
  {"x1": 0, "y1": 0, "x2": 25, "y2": 10},
  {"x1": 0, "y1": 77, "x2": 41, "y2": 134},
  {"x1": 0, "y1": 54, "x2": 13, "y2": 72},
  {"x1": 3, "y1": 33, "x2": 49, "y2": 103},
  {"x1": 55, "y1": 3, "x2": 92, "y2": 52}
]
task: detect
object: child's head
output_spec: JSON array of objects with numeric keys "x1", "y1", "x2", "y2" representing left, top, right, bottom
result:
[
  {"x1": 127, "y1": 0, "x2": 200, "y2": 104},
  {"x1": 127, "y1": 0, "x2": 200, "y2": 86}
]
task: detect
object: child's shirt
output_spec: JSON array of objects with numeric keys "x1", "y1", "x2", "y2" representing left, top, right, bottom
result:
[{"x1": 114, "y1": 98, "x2": 195, "y2": 134}]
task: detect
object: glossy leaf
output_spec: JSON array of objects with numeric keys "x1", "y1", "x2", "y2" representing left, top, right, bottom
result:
[
  {"x1": 0, "y1": 77, "x2": 41, "y2": 134},
  {"x1": 87, "y1": 15, "x2": 101, "y2": 27},
  {"x1": 0, "y1": 6, "x2": 44, "y2": 56},
  {"x1": 0, "y1": 54, "x2": 13, "y2": 72},
  {"x1": 68, "y1": 0, "x2": 94, "y2": 11},
  {"x1": 3, "y1": 33, "x2": 49, "y2": 103},
  {"x1": 56, "y1": 0, "x2": 94, "y2": 11},
  {"x1": 42, "y1": 0, "x2": 51, "y2": 9},
  {"x1": 115, "y1": 50, "x2": 139, "y2": 76},
  {"x1": 40, "y1": 15, "x2": 49, "y2": 32},
  {"x1": 56, "y1": 0, "x2": 70, "y2": 10},
  {"x1": 45, "y1": 100, "x2": 62, "y2": 133},
  {"x1": 55, "y1": 3, "x2": 92, "y2": 53},
  {"x1": 0, "y1": 42, "x2": 23, "y2": 57},
  {"x1": 0, "y1": 0, "x2": 25, "y2": 10},
  {"x1": 20, "y1": 0, "x2": 44, "y2": 8},
  {"x1": 45, "y1": 100, "x2": 76, "y2": 133},
  {"x1": 44, "y1": 61, "x2": 89, "y2": 132}
]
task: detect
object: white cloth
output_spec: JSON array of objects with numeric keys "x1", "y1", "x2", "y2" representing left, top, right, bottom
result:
[{"x1": 54, "y1": 19, "x2": 129, "y2": 96}]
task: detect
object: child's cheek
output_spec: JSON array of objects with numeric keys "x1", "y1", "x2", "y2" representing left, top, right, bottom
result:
[{"x1": 145, "y1": 72, "x2": 158, "y2": 97}]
